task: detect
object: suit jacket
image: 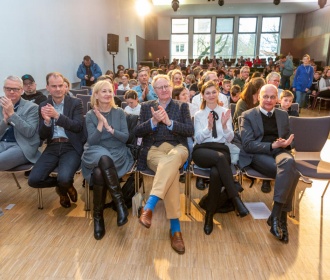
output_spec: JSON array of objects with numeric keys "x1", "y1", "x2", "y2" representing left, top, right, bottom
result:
[
  {"x1": 239, "y1": 107, "x2": 290, "y2": 168},
  {"x1": 0, "y1": 98, "x2": 41, "y2": 163},
  {"x1": 135, "y1": 99, "x2": 194, "y2": 170},
  {"x1": 39, "y1": 95, "x2": 86, "y2": 155}
]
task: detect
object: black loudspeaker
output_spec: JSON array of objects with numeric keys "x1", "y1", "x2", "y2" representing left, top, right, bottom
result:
[{"x1": 107, "y1": 34, "x2": 119, "y2": 53}]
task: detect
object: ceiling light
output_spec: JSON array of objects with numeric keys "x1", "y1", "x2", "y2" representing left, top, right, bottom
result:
[
  {"x1": 218, "y1": 0, "x2": 224, "y2": 6},
  {"x1": 172, "y1": 0, "x2": 179, "y2": 12},
  {"x1": 274, "y1": 0, "x2": 280, "y2": 5},
  {"x1": 318, "y1": 0, "x2": 327, "y2": 8}
]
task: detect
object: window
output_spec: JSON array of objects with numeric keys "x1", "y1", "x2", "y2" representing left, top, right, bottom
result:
[
  {"x1": 260, "y1": 17, "x2": 281, "y2": 58},
  {"x1": 171, "y1": 19, "x2": 189, "y2": 61},
  {"x1": 215, "y1": 18, "x2": 234, "y2": 59},
  {"x1": 237, "y1": 17, "x2": 257, "y2": 58},
  {"x1": 193, "y1": 18, "x2": 211, "y2": 59}
]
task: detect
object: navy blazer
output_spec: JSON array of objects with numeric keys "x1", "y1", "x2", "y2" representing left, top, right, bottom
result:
[
  {"x1": 39, "y1": 95, "x2": 86, "y2": 155},
  {"x1": 135, "y1": 99, "x2": 194, "y2": 170},
  {"x1": 239, "y1": 107, "x2": 291, "y2": 169}
]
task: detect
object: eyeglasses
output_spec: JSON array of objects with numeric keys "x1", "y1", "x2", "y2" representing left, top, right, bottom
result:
[
  {"x1": 4, "y1": 87, "x2": 21, "y2": 93},
  {"x1": 154, "y1": 85, "x2": 171, "y2": 91},
  {"x1": 262, "y1": 95, "x2": 277, "y2": 100}
]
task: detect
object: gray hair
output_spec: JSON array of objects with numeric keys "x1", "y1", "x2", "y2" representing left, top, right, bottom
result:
[
  {"x1": 152, "y1": 74, "x2": 170, "y2": 88},
  {"x1": 266, "y1": 72, "x2": 281, "y2": 83},
  {"x1": 4, "y1": 75, "x2": 23, "y2": 88}
]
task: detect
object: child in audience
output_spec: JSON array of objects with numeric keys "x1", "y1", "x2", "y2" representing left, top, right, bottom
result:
[
  {"x1": 279, "y1": 90, "x2": 299, "y2": 116},
  {"x1": 221, "y1": 79, "x2": 231, "y2": 103},
  {"x1": 128, "y1": 79, "x2": 138, "y2": 88},
  {"x1": 124, "y1": 90, "x2": 141, "y2": 116},
  {"x1": 230, "y1": 85, "x2": 241, "y2": 103}
]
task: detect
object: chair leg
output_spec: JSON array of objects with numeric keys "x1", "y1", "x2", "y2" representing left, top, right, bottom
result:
[
  {"x1": 85, "y1": 181, "x2": 91, "y2": 211},
  {"x1": 11, "y1": 173, "x2": 21, "y2": 189},
  {"x1": 184, "y1": 170, "x2": 191, "y2": 215},
  {"x1": 37, "y1": 189, "x2": 43, "y2": 210},
  {"x1": 321, "y1": 181, "x2": 330, "y2": 199},
  {"x1": 289, "y1": 188, "x2": 296, "y2": 218}
]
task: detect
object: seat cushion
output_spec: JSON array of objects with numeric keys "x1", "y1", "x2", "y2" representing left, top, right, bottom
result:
[{"x1": 295, "y1": 160, "x2": 330, "y2": 180}]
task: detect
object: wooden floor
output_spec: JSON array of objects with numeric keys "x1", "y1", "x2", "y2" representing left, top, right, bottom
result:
[{"x1": 0, "y1": 108, "x2": 329, "y2": 280}]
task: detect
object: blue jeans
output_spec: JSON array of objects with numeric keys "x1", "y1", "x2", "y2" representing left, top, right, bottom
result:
[
  {"x1": 28, "y1": 142, "x2": 81, "y2": 188},
  {"x1": 295, "y1": 90, "x2": 307, "y2": 109},
  {"x1": 0, "y1": 142, "x2": 30, "y2": 170}
]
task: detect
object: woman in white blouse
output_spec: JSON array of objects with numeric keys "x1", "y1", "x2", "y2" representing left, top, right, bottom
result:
[{"x1": 192, "y1": 80, "x2": 249, "y2": 235}]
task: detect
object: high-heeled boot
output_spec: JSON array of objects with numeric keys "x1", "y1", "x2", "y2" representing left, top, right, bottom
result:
[
  {"x1": 232, "y1": 196, "x2": 249, "y2": 217},
  {"x1": 204, "y1": 211, "x2": 214, "y2": 235},
  {"x1": 99, "y1": 156, "x2": 128, "y2": 226},
  {"x1": 93, "y1": 183, "x2": 107, "y2": 240}
]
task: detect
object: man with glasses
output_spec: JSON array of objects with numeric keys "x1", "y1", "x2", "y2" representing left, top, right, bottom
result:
[
  {"x1": 239, "y1": 84, "x2": 299, "y2": 244},
  {"x1": 28, "y1": 72, "x2": 86, "y2": 208},
  {"x1": 233, "y1": 66, "x2": 250, "y2": 90},
  {"x1": 135, "y1": 75, "x2": 194, "y2": 255},
  {"x1": 266, "y1": 72, "x2": 283, "y2": 100},
  {"x1": 21, "y1": 74, "x2": 47, "y2": 105},
  {"x1": 132, "y1": 69, "x2": 157, "y2": 102},
  {"x1": 0, "y1": 76, "x2": 40, "y2": 170}
]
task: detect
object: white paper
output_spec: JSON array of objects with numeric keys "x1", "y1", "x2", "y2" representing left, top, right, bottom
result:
[
  {"x1": 5, "y1": 204, "x2": 15, "y2": 210},
  {"x1": 244, "y1": 202, "x2": 271, "y2": 220}
]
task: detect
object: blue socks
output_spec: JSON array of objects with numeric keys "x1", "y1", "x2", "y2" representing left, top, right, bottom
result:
[
  {"x1": 170, "y1": 219, "x2": 181, "y2": 236},
  {"x1": 144, "y1": 195, "x2": 160, "y2": 212}
]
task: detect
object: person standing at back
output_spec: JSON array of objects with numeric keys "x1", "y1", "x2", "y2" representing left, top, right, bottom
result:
[{"x1": 77, "y1": 55, "x2": 102, "y2": 87}]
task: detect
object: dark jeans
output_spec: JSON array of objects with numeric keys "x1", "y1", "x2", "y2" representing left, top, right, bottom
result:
[
  {"x1": 280, "y1": 75, "x2": 291, "y2": 90},
  {"x1": 250, "y1": 149, "x2": 299, "y2": 212},
  {"x1": 192, "y1": 147, "x2": 238, "y2": 213},
  {"x1": 28, "y1": 142, "x2": 81, "y2": 188}
]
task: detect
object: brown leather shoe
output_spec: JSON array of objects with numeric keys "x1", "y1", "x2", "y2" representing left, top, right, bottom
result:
[
  {"x1": 169, "y1": 230, "x2": 185, "y2": 255},
  {"x1": 139, "y1": 208, "x2": 152, "y2": 228},
  {"x1": 67, "y1": 186, "x2": 78, "y2": 202},
  {"x1": 55, "y1": 187, "x2": 71, "y2": 208}
]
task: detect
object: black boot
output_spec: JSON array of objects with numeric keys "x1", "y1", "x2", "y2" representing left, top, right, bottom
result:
[
  {"x1": 232, "y1": 196, "x2": 249, "y2": 217},
  {"x1": 204, "y1": 211, "x2": 214, "y2": 235},
  {"x1": 93, "y1": 184, "x2": 106, "y2": 240},
  {"x1": 267, "y1": 216, "x2": 283, "y2": 240},
  {"x1": 99, "y1": 156, "x2": 128, "y2": 227},
  {"x1": 280, "y1": 212, "x2": 289, "y2": 243}
]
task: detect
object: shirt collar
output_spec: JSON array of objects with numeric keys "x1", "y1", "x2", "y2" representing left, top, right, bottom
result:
[
  {"x1": 259, "y1": 106, "x2": 275, "y2": 116},
  {"x1": 52, "y1": 98, "x2": 65, "y2": 107}
]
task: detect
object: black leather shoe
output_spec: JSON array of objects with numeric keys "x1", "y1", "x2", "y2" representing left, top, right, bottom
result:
[
  {"x1": 55, "y1": 187, "x2": 71, "y2": 208},
  {"x1": 196, "y1": 177, "x2": 207, "y2": 190},
  {"x1": 67, "y1": 186, "x2": 78, "y2": 202},
  {"x1": 204, "y1": 212, "x2": 214, "y2": 235},
  {"x1": 261, "y1": 180, "x2": 271, "y2": 193},
  {"x1": 232, "y1": 196, "x2": 249, "y2": 217},
  {"x1": 280, "y1": 219, "x2": 289, "y2": 244},
  {"x1": 267, "y1": 216, "x2": 283, "y2": 239}
]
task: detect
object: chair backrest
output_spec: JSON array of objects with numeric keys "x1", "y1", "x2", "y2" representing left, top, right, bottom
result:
[
  {"x1": 87, "y1": 102, "x2": 92, "y2": 111},
  {"x1": 289, "y1": 116, "x2": 330, "y2": 152},
  {"x1": 116, "y1": 89, "x2": 127, "y2": 96},
  {"x1": 117, "y1": 95, "x2": 125, "y2": 102},
  {"x1": 121, "y1": 102, "x2": 128, "y2": 109},
  {"x1": 70, "y1": 89, "x2": 89, "y2": 96},
  {"x1": 76, "y1": 94, "x2": 91, "y2": 115},
  {"x1": 81, "y1": 86, "x2": 92, "y2": 95}
]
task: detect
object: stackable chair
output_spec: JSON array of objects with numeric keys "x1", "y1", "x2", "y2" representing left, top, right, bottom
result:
[
  {"x1": 76, "y1": 94, "x2": 91, "y2": 115},
  {"x1": 1, "y1": 163, "x2": 34, "y2": 189},
  {"x1": 70, "y1": 89, "x2": 89, "y2": 97}
]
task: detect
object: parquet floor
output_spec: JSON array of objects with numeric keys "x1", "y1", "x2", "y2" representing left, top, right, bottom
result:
[{"x1": 0, "y1": 108, "x2": 329, "y2": 280}]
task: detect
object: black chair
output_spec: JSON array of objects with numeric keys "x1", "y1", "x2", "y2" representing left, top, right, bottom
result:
[
  {"x1": 121, "y1": 102, "x2": 128, "y2": 109},
  {"x1": 1, "y1": 163, "x2": 34, "y2": 189},
  {"x1": 116, "y1": 89, "x2": 127, "y2": 96},
  {"x1": 76, "y1": 94, "x2": 91, "y2": 115},
  {"x1": 70, "y1": 89, "x2": 89, "y2": 97}
]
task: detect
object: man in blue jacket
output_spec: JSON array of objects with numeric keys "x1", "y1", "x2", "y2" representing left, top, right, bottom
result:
[{"x1": 77, "y1": 55, "x2": 102, "y2": 87}]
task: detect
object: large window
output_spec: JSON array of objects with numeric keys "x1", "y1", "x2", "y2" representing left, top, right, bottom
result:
[
  {"x1": 259, "y1": 17, "x2": 281, "y2": 58},
  {"x1": 237, "y1": 17, "x2": 257, "y2": 58},
  {"x1": 171, "y1": 19, "x2": 189, "y2": 60},
  {"x1": 215, "y1": 18, "x2": 234, "y2": 59},
  {"x1": 193, "y1": 18, "x2": 211, "y2": 59}
]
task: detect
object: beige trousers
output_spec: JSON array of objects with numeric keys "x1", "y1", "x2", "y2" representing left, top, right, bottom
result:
[{"x1": 147, "y1": 143, "x2": 188, "y2": 219}]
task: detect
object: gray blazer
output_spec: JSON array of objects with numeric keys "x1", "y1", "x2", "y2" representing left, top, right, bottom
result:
[
  {"x1": 238, "y1": 107, "x2": 290, "y2": 168},
  {"x1": 0, "y1": 98, "x2": 41, "y2": 163}
]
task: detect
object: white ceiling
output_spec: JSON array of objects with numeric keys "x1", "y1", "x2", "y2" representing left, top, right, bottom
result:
[{"x1": 151, "y1": 0, "x2": 324, "y2": 16}]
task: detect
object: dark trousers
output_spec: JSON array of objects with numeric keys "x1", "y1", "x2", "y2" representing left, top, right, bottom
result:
[
  {"x1": 280, "y1": 75, "x2": 291, "y2": 90},
  {"x1": 192, "y1": 148, "x2": 238, "y2": 213},
  {"x1": 28, "y1": 142, "x2": 81, "y2": 188},
  {"x1": 250, "y1": 149, "x2": 299, "y2": 212}
]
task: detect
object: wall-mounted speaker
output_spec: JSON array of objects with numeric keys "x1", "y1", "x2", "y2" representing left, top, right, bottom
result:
[{"x1": 107, "y1": 34, "x2": 119, "y2": 53}]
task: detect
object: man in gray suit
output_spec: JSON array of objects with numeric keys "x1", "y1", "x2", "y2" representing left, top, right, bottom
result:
[
  {"x1": 0, "y1": 76, "x2": 40, "y2": 170},
  {"x1": 239, "y1": 84, "x2": 299, "y2": 244}
]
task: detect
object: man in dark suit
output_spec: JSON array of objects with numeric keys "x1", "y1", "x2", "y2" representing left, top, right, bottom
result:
[
  {"x1": 239, "y1": 84, "x2": 300, "y2": 243},
  {"x1": 28, "y1": 72, "x2": 86, "y2": 208},
  {"x1": 135, "y1": 74, "x2": 194, "y2": 255}
]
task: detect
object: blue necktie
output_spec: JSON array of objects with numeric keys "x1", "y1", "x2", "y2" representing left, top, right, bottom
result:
[{"x1": 267, "y1": 112, "x2": 272, "y2": 118}]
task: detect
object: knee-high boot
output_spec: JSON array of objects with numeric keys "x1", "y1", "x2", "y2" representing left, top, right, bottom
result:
[
  {"x1": 98, "y1": 156, "x2": 128, "y2": 226},
  {"x1": 93, "y1": 183, "x2": 107, "y2": 240}
]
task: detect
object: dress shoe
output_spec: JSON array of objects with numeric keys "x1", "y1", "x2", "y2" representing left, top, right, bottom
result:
[
  {"x1": 267, "y1": 216, "x2": 283, "y2": 239},
  {"x1": 179, "y1": 174, "x2": 186, "y2": 183},
  {"x1": 261, "y1": 180, "x2": 271, "y2": 193},
  {"x1": 204, "y1": 212, "x2": 214, "y2": 235},
  {"x1": 280, "y1": 219, "x2": 289, "y2": 244},
  {"x1": 232, "y1": 196, "x2": 249, "y2": 217},
  {"x1": 169, "y1": 230, "x2": 185, "y2": 255},
  {"x1": 55, "y1": 187, "x2": 71, "y2": 208},
  {"x1": 139, "y1": 208, "x2": 152, "y2": 228},
  {"x1": 196, "y1": 177, "x2": 207, "y2": 190},
  {"x1": 67, "y1": 186, "x2": 78, "y2": 202}
]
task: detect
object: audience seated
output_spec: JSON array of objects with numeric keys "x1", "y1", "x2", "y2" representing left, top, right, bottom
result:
[
  {"x1": 132, "y1": 69, "x2": 157, "y2": 102},
  {"x1": 0, "y1": 75, "x2": 41, "y2": 170},
  {"x1": 317, "y1": 67, "x2": 330, "y2": 98},
  {"x1": 81, "y1": 80, "x2": 134, "y2": 240},
  {"x1": 21, "y1": 74, "x2": 47, "y2": 105},
  {"x1": 192, "y1": 80, "x2": 249, "y2": 235},
  {"x1": 135, "y1": 74, "x2": 194, "y2": 255},
  {"x1": 266, "y1": 72, "x2": 283, "y2": 100},
  {"x1": 229, "y1": 85, "x2": 241, "y2": 104},
  {"x1": 28, "y1": 72, "x2": 86, "y2": 209},
  {"x1": 124, "y1": 90, "x2": 141, "y2": 116},
  {"x1": 233, "y1": 66, "x2": 250, "y2": 90},
  {"x1": 117, "y1": 74, "x2": 130, "y2": 90}
]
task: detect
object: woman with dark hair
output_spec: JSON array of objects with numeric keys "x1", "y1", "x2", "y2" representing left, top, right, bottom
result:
[
  {"x1": 233, "y1": 77, "x2": 266, "y2": 131},
  {"x1": 82, "y1": 80, "x2": 134, "y2": 240},
  {"x1": 192, "y1": 80, "x2": 249, "y2": 235}
]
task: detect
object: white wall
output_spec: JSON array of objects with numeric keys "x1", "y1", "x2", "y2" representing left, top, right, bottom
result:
[
  {"x1": 281, "y1": 14, "x2": 296, "y2": 38},
  {"x1": 0, "y1": 0, "x2": 145, "y2": 89}
]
